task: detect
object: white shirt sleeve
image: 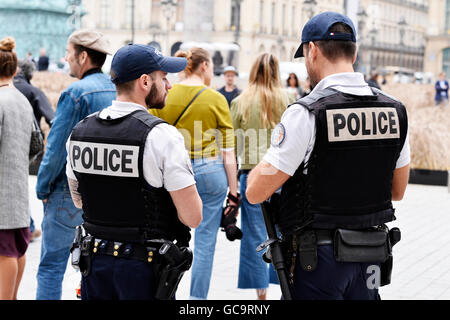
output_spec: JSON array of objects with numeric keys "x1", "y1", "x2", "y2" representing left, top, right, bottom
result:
[
  {"x1": 65, "y1": 134, "x2": 77, "y2": 180},
  {"x1": 395, "y1": 127, "x2": 410, "y2": 168},
  {"x1": 263, "y1": 105, "x2": 316, "y2": 176},
  {"x1": 143, "y1": 123, "x2": 196, "y2": 191}
]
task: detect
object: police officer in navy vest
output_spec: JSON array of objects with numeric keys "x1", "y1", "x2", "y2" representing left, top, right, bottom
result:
[
  {"x1": 246, "y1": 12, "x2": 410, "y2": 300},
  {"x1": 66, "y1": 44, "x2": 202, "y2": 300}
]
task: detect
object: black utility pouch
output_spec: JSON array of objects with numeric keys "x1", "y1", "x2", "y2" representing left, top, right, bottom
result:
[{"x1": 334, "y1": 229, "x2": 390, "y2": 263}]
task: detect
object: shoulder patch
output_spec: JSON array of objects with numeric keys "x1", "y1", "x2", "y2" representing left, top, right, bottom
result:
[{"x1": 271, "y1": 123, "x2": 286, "y2": 147}]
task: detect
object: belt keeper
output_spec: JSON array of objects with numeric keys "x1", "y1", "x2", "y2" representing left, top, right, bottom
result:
[
  {"x1": 298, "y1": 230, "x2": 318, "y2": 272},
  {"x1": 123, "y1": 244, "x2": 133, "y2": 256},
  {"x1": 99, "y1": 240, "x2": 108, "y2": 254}
]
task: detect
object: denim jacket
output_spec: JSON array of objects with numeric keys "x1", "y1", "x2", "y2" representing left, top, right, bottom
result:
[{"x1": 36, "y1": 71, "x2": 116, "y2": 200}]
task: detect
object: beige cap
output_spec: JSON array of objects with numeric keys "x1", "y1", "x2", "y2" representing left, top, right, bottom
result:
[{"x1": 68, "y1": 29, "x2": 112, "y2": 55}]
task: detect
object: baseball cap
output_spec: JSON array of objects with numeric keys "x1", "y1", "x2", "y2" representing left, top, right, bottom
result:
[
  {"x1": 69, "y1": 29, "x2": 113, "y2": 55},
  {"x1": 294, "y1": 11, "x2": 357, "y2": 58},
  {"x1": 110, "y1": 44, "x2": 188, "y2": 84},
  {"x1": 223, "y1": 66, "x2": 238, "y2": 75}
]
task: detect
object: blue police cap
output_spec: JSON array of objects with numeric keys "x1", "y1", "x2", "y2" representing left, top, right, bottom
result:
[
  {"x1": 294, "y1": 11, "x2": 357, "y2": 58},
  {"x1": 111, "y1": 44, "x2": 188, "y2": 84}
]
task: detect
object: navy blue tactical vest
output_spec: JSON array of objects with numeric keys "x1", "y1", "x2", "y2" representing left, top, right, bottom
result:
[
  {"x1": 69, "y1": 109, "x2": 190, "y2": 245},
  {"x1": 276, "y1": 88, "x2": 408, "y2": 235}
]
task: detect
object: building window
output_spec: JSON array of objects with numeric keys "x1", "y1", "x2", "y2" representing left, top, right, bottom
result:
[
  {"x1": 259, "y1": 0, "x2": 264, "y2": 33},
  {"x1": 231, "y1": 1, "x2": 237, "y2": 28},
  {"x1": 446, "y1": 0, "x2": 450, "y2": 32},
  {"x1": 151, "y1": 0, "x2": 161, "y2": 27},
  {"x1": 271, "y1": 2, "x2": 276, "y2": 34},
  {"x1": 100, "y1": 0, "x2": 110, "y2": 28},
  {"x1": 125, "y1": 0, "x2": 133, "y2": 30},
  {"x1": 282, "y1": 3, "x2": 286, "y2": 35},
  {"x1": 292, "y1": 5, "x2": 296, "y2": 36},
  {"x1": 230, "y1": 0, "x2": 241, "y2": 30},
  {"x1": 444, "y1": 48, "x2": 450, "y2": 77}
]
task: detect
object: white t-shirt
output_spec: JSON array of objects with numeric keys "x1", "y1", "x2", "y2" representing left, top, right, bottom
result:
[
  {"x1": 264, "y1": 72, "x2": 410, "y2": 176},
  {"x1": 66, "y1": 101, "x2": 196, "y2": 192}
]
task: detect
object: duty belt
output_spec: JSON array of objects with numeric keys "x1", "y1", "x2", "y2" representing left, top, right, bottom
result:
[{"x1": 91, "y1": 238, "x2": 162, "y2": 264}]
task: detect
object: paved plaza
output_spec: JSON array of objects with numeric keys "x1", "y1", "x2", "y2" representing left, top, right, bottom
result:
[{"x1": 18, "y1": 175, "x2": 450, "y2": 300}]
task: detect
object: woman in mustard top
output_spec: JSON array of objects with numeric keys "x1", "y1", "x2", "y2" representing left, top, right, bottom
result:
[
  {"x1": 150, "y1": 48, "x2": 238, "y2": 300},
  {"x1": 231, "y1": 53, "x2": 293, "y2": 300}
]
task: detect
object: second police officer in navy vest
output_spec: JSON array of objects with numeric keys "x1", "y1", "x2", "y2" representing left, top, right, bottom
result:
[
  {"x1": 246, "y1": 12, "x2": 410, "y2": 300},
  {"x1": 66, "y1": 44, "x2": 202, "y2": 300}
]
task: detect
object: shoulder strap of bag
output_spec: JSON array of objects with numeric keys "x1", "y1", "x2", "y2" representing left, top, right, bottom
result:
[
  {"x1": 173, "y1": 87, "x2": 207, "y2": 127},
  {"x1": 32, "y1": 115, "x2": 43, "y2": 138}
]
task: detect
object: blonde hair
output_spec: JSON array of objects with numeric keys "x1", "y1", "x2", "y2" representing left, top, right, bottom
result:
[
  {"x1": 0, "y1": 37, "x2": 17, "y2": 79},
  {"x1": 175, "y1": 48, "x2": 211, "y2": 77},
  {"x1": 236, "y1": 53, "x2": 286, "y2": 128}
]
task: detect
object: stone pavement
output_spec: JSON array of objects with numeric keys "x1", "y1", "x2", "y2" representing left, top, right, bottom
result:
[{"x1": 18, "y1": 176, "x2": 450, "y2": 300}]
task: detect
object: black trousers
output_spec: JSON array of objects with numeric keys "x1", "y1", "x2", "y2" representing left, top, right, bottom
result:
[
  {"x1": 81, "y1": 255, "x2": 157, "y2": 300},
  {"x1": 292, "y1": 245, "x2": 380, "y2": 300}
]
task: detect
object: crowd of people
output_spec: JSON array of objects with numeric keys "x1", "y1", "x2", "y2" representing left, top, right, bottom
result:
[{"x1": 0, "y1": 10, "x2": 436, "y2": 301}]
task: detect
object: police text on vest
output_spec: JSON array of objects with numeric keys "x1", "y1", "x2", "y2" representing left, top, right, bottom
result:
[
  {"x1": 70, "y1": 141, "x2": 139, "y2": 177},
  {"x1": 326, "y1": 107, "x2": 400, "y2": 142}
]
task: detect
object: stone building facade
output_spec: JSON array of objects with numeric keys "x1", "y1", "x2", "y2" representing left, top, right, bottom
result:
[
  {"x1": 424, "y1": 0, "x2": 450, "y2": 77},
  {"x1": 81, "y1": 0, "x2": 438, "y2": 75},
  {"x1": 80, "y1": 0, "x2": 345, "y2": 74},
  {"x1": 356, "y1": 0, "x2": 429, "y2": 73}
]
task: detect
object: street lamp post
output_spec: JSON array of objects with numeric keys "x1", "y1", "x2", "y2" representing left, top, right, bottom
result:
[
  {"x1": 369, "y1": 27, "x2": 378, "y2": 71},
  {"x1": 161, "y1": 0, "x2": 178, "y2": 56},
  {"x1": 277, "y1": 36, "x2": 283, "y2": 60},
  {"x1": 398, "y1": 17, "x2": 407, "y2": 81},
  {"x1": 356, "y1": 8, "x2": 368, "y2": 72},
  {"x1": 303, "y1": 0, "x2": 317, "y2": 20},
  {"x1": 357, "y1": 8, "x2": 368, "y2": 42},
  {"x1": 67, "y1": 0, "x2": 82, "y2": 31},
  {"x1": 232, "y1": 0, "x2": 243, "y2": 44},
  {"x1": 131, "y1": 0, "x2": 135, "y2": 44}
]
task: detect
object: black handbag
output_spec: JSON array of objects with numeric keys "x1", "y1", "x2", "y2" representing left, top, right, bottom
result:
[
  {"x1": 333, "y1": 228, "x2": 390, "y2": 263},
  {"x1": 29, "y1": 116, "x2": 44, "y2": 163}
]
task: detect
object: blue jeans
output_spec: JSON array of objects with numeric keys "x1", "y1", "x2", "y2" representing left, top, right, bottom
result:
[
  {"x1": 238, "y1": 173, "x2": 278, "y2": 289},
  {"x1": 30, "y1": 216, "x2": 35, "y2": 234},
  {"x1": 189, "y1": 158, "x2": 228, "y2": 299},
  {"x1": 36, "y1": 190, "x2": 83, "y2": 300}
]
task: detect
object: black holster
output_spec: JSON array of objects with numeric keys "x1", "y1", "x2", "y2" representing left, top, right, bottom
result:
[
  {"x1": 380, "y1": 227, "x2": 401, "y2": 286},
  {"x1": 154, "y1": 242, "x2": 193, "y2": 300},
  {"x1": 297, "y1": 230, "x2": 318, "y2": 272},
  {"x1": 70, "y1": 225, "x2": 93, "y2": 277}
]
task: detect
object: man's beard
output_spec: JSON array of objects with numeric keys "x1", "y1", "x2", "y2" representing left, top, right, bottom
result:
[
  {"x1": 307, "y1": 67, "x2": 319, "y2": 90},
  {"x1": 145, "y1": 83, "x2": 166, "y2": 109},
  {"x1": 69, "y1": 59, "x2": 81, "y2": 79}
]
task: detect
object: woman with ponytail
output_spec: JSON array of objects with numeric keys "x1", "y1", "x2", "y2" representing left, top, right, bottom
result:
[
  {"x1": 0, "y1": 37, "x2": 34, "y2": 299},
  {"x1": 231, "y1": 53, "x2": 294, "y2": 300},
  {"x1": 150, "y1": 47, "x2": 238, "y2": 300}
]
